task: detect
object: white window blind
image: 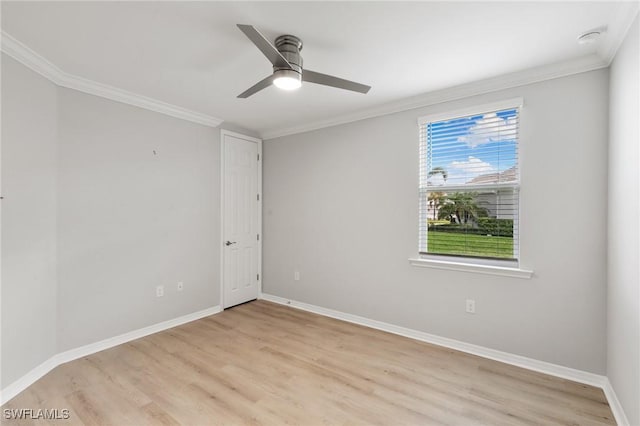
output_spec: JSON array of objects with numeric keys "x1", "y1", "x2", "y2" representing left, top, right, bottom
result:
[{"x1": 418, "y1": 100, "x2": 521, "y2": 261}]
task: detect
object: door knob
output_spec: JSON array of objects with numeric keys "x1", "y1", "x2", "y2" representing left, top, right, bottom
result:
[{"x1": 225, "y1": 241, "x2": 237, "y2": 246}]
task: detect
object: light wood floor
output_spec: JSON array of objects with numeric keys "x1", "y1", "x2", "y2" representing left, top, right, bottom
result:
[{"x1": 3, "y1": 300, "x2": 615, "y2": 425}]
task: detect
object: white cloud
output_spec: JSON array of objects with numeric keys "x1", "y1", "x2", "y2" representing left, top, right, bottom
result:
[
  {"x1": 444, "y1": 156, "x2": 496, "y2": 185},
  {"x1": 458, "y1": 113, "x2": 517, "y2": 148},
  {"x1": 450, "y1": 156, "x2": 495, "y2": 174},
  {"x1": 428, "y1": 157, "x2": 497, "y2": 186}
]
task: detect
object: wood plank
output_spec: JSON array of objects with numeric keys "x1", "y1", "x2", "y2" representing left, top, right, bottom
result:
[{"x1": 1, "y1": 300, "x2": 616, "y2": 425}]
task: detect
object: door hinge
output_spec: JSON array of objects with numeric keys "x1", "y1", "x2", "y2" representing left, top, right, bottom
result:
[
  {"x1": 257, "y1": 153, "x2": 260, "y2": 161},
  {"x1": 257, "y1": 194, "x2": 260, "y2": 201},
  {"x1": 257, "y1": 234, "x2": 260, "y2": 241},
  {"x1": 257, "y1": 273, "x2": 260, "y2": 281}
]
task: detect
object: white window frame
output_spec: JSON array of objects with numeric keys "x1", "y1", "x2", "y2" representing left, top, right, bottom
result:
[{"x1": 409, "y1": 98, "x2": 533, "y2": 279}]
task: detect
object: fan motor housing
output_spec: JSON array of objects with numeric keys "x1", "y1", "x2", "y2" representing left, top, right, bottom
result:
[{"x1": 274, "y1": 35, "x2": 303, "y2": 74}]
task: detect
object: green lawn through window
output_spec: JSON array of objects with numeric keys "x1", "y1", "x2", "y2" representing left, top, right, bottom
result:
[{"x1": 427, "y1": 231, "x2": 514, "y2": 259}]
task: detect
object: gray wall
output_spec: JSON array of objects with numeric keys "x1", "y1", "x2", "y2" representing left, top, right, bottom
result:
[
  {"x1": 263, "y1": 69, "x2": 609, "y2": 374},
  {"x1": 1, "y1": 55, "x2": 58, "y2": 387},
  {"x1": 607, "y1": 15, "x2": 639, "y2": 426},
  {"x1": 56, "y1": 88, "x2": 221, "y2": 351},
  {"x1": 2, "y1": 55, "x2": 224, "y2": 386}
]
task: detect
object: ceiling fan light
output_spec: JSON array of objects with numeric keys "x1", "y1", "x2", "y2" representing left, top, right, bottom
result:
[{"x1": 273, "y1": 69, "x2": 302, "y2": 91}]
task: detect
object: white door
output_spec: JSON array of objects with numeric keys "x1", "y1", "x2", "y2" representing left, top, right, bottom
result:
[{"x1": 222, "y1": 131, "x2": 261, "y2": 308}]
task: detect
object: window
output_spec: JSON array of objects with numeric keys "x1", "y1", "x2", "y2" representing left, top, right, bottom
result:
[{"x1": 418, "y1": 99, "x2": 522, "y2": 264}]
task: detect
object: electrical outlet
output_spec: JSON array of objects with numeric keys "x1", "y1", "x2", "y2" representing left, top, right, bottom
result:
[
  {"x1": 465, "y1": 299, "x2": 476, "y2": 314},
  {"x1": 177, "y1": 281, "x2": 184, "y2": 292},
  {"x1": 294, "y1": 271, "x2": 300, "y2": 281},
  {"x1": 156, "y1": 285, "x2": 164, "y2": 297}
]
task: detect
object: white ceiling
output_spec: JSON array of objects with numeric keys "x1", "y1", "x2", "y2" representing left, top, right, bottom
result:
[{"x1": 1, "y1": 1, "x2": 637, "y2": 138}]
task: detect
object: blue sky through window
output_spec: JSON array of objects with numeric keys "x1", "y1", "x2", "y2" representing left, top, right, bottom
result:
[{"x1": 426, "y1": 108, "x2": 518, "y2": 186}]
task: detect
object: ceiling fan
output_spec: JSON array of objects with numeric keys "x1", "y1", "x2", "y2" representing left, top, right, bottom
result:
[{"x1": 236, "y1": 24, "x2": 371, "y2": 98}]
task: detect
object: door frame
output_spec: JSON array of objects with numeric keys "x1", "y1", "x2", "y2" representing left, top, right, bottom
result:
[{"x1": 219, "y1": 129, "x2": 263, "y2": 309}]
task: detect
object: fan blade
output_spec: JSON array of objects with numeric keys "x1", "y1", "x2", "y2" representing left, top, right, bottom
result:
[
  {"x1": 237, "y1": 24, "x2": 292, "y2": 70},
  {"x1": 237, "y1": 74, "x2": 274, "y2": 98},
  {"x1": 302, "y1": 70, "x2": 371, "y2": 94}
]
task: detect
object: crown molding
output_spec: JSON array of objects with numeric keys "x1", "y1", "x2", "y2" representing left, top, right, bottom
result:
[
  {"x1": 599, "y1": 2, "x2": 640, "y2": 65},
  {"x1": 262, "y1": 7, "x2": 640, "y2": 142},
  {"x1": 261, "y1": 53, "x2": 608, "y2": 140},
  {"x1": 1, "y1": 31, "x2": 224, "y2": 128},
  {"x1": 3, "y1": 7, "x2": 634, "y2": 141},
  {"x1": 1, "y1": 30, "x2": 66, "y2": 85}
]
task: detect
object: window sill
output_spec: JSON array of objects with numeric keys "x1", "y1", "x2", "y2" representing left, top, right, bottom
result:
[{"x1": 408, "y1": 257, "x2": 533, "y2": 279}]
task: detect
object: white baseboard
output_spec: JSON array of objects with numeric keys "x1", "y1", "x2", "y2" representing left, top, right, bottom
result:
[
  {"x1": 55, "y1": 306, "x2": 221, "y2": 365},
  {"x1": 602, "y1": 378, "x2": 631, "y2": 426},
  {"x1": 0, "y1": 305, "x2": 221, "y2": 406},
  {"x1": 0, "y1": 357, "x2": 60, "y2": 408},
  {"x1": 4, "y1": 297, "x2": 628, "y2": 425},
  {"x1": 260, "y1": 293, "x2": 607, "y2": 390}
]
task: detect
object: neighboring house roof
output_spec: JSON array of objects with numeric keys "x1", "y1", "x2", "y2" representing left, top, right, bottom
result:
[{"x1": 467, "y1": 166, "x2": 517, "y2": 184}]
